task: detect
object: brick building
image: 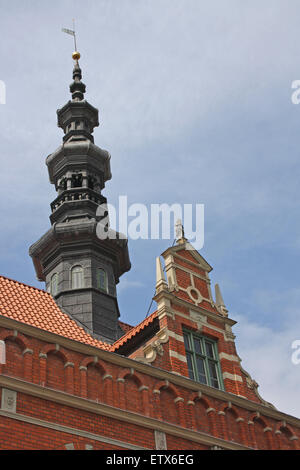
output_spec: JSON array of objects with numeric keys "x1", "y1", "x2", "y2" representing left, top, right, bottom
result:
[{"x1": 0, "y1": 52, "x2": 299, "y2": 451}]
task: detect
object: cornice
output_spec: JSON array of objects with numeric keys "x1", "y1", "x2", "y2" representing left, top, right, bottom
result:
[{"x1": 153, "y1": 290, "x2": 236, "y2": 327}]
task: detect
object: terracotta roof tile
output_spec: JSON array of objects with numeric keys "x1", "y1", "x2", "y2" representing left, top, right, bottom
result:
[
  {"x1": 0, "y1": 275, "x2": 158, "y2": 354},
  {"x1": 0, "y1": 275, "x2": 110, "y2": 351},
  {"x1": 111, "y1": 310, "x2": 158, "y2": 352},
  {"x1": 118, "y1": 320, "x2": 134, "y2": 334}
]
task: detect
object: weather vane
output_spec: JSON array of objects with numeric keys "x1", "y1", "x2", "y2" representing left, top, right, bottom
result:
[{"x1": 62, "y1": 19, "x2": 80, "y2": 61}]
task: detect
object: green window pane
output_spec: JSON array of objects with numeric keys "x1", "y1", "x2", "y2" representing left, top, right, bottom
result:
[
  {"x1": 186, "y1": 353, "x2": 194, "y2": 380},
  {"x1": 183, "y1": 333, "x2": 190, "y2": 351},
  {"x1": 205, "y1": 341, "x2": 214, "y2": 359},
  {"x1": 196, "y1": 357, "x2": 207, "y2": 384},
  {"x1": 208, "y1": 361, "x2": 219, "y2": 389},
  {"x1": 194, "y1": 338, "x2": 202, "y2": 355}
]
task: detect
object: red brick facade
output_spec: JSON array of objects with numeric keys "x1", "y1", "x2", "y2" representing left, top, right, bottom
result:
[{"x1": 0, "y1": 241, "x2": 299, "y2": 450}]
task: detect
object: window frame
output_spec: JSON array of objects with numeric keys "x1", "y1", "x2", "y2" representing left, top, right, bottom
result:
[
  {"x1": 71, "y1": 265, "x2": 84, "y2": 290},
  {"x1": 183, "y1": 329, "x2": 224, "y2": 390},
  {"x1": 96, "y1": 268, "x2": 108, "y2": 293}
]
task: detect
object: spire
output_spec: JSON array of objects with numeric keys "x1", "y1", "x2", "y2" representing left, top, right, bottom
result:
[
  {"x1": 215, "y1": 284, "x2": 228, "y2": 317},
  {"x1": 56, "y1": 51, "x2": 99, "y2": 144},
  {"x1": 29, "y1": 41, "x2": 131, "y2": 343},
  {"x1": 70, "y1": 52, "x2": 86, "y2": 101},
  {"x1": 156, "y1": 257, "x2": 168, "y2": 293},
  {"x1": 61, "y1": 24, "x2": 86, "y2": 101}
]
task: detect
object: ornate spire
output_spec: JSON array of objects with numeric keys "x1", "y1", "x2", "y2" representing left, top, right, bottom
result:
[
  {"x1": 56, "y1": 51, "x2": 99, "y2": 143},
  {"x1": 70, "y1": 52, "x2": 86, "y2": 101},
  {"x1": 29, "y1": 41, "x2": 131, "y2": 342}
]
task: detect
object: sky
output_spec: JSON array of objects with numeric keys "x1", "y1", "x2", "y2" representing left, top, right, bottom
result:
[{"x1": 0, "y1": 0, "x2": 300, "y2": 418}]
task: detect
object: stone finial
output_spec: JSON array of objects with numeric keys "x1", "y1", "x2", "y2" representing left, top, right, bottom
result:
[
  {"x1": 215, "y1": 284, "x2": 228, "y2": 316},
  {"x1": 175, "y1": 219, "x2": 187, "y2": 245},
  {"x1": 156, "y1": 257, "x2": 168, "y2": 293}
]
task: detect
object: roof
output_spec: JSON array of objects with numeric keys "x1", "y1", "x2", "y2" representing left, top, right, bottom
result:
[
  {"x1": 0, "y1": 275, "x2": 110, "y2": 350},
  {"x1": 118, "y1": 321, "x2": 134, "y2": 334},
  {"x1": 111, "y1": 310, "x2": 158, "y2": 352},
  {"x1": 0, "y1": 275, "x2": 158, "y2": 354}
]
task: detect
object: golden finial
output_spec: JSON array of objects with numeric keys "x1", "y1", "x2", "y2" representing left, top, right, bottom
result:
[{"x1": 72, "y1": 51, "x2": 81, "y2": 61}]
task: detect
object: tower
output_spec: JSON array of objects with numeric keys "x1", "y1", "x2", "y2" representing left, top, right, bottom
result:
[{"x1": 29, "y1": 52, "x2": 131, "y2": 343}]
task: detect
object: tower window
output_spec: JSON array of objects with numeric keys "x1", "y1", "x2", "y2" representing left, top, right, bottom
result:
[
  {"x1": 59, "y1": 177, "x2": 67, "y2": 191},
  {"x1": 97, "y1": 268, "x2": 107, "y2": 293},
  {"x1": 71, "y1": 265, "x2": 84, "y2": 289},
  {"x1": 71, "y1": 174, "x2": 83, "y2": 188},
  {"x1": 50, "y1": 273, "x2": 58, "y2": 296},
  {"x1": 183, "y1": 330, "x2": 223, "y2": 390}
]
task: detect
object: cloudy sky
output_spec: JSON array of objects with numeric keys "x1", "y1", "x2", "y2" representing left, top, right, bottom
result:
[{"x1": 0, "y1": 0, "x2": 300, "y2": 418}]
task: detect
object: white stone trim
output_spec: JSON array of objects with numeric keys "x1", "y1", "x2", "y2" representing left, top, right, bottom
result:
[
  {"x1": 64, "y1": 362, "x2": 74, "y2": 369},
  {"x1": 219, "y1": 353, "x2": 240, "y2": 363},
  {"x1": 169, "y1": 350, "x2": 187, "y2": 363},
  {"x1": 264, "y1": 427, "x2": 272, "y2": 433},
  {"x1": 172, "y1": 259, "x2": 209, "y2": 282},
  {"x1": 154, "y1": 430, "x2": 167, "y2": 450},
  {"x1": 222, "y1": 372, "x2": 243, "y2": 383},
  {"x1": 168, "y1": 331, "x2": 184, "y2": 342},
  {"x1": 102, "y1": 374, "x2": 113, "y2": 381},
  {"x1": 173, "y1": 308, "x2": 236, "y2": 342},
  {"x1": 65, "y1": 443, "x2": 75, "y2": 450},
  {"x1": 1, "y1": 389, "x2": 17, "y2": 413},
  {"x1": 0, "y1": 340, "x2": 5, "y2": 364}
]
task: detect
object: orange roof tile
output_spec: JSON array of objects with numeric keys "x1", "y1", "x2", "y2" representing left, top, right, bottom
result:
[
  {"x1": 0, "y1": 275, "x2": 158, "y2": 354},
  {"x1": 111, "y1": 310, "x2": 158, "y2": 352},
  {"x1": 118, "y1": 320, "x2": 134, "y2": 334},
  {"x1": 0, "y1": 275, "x2": 110, "y2": 350}
]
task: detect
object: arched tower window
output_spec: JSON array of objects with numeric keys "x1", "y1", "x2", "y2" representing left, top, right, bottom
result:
[
  {"x1": 71, "y1": 266, "x2": 84, "y2": 289},
  {"x1": 97, "y1": 268, "x2": 107, "y2": 293},
  {"x1": 50, "y1": 273, "x2": 58, "y2": 296}
]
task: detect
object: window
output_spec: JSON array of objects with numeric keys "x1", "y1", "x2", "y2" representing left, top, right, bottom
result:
[
  {"x1": 183, "y1": 330, "x2": 223, "y2": 390},
  {"x1": 71, "y1": 173, "x2": 83, "y2": 188},
  {"x1": 50, "y1": 273, "x2": 58, "y2": 296},
  {"x1": 97, "y1": 268, "x2": 107, "y2": 292},
  {"x1": 71, "y1": 266, "x2": 84, "y2": 289},
  {"x1": 60, "y1": 177, "x2": 67, "y2": 191}
]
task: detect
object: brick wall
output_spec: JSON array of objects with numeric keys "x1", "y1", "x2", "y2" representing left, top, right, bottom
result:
[{"x1": 0, "y1": 321, "x2": 299, "y2": 450}]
